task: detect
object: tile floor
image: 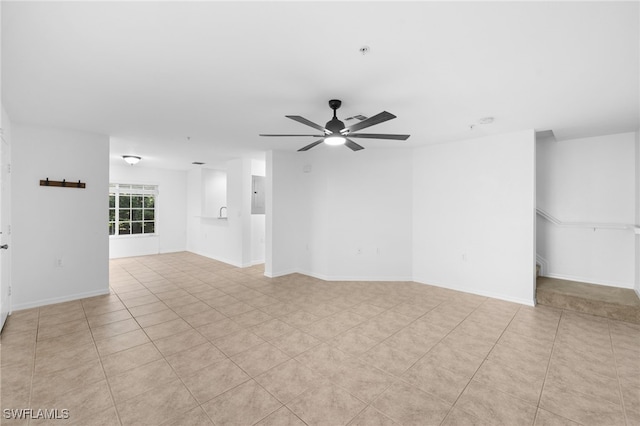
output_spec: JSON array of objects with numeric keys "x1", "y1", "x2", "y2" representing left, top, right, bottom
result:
[{"x1": 1, "y1": 252, "x2": 638, "y2": 425}]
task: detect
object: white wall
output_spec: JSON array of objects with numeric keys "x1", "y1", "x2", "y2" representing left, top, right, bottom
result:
[
  {"x1": 635, "y1": 130, "x2": 640, "y2": 297},
  {"x1": 266, "y1": 150, "x2": 301, "y2": 277},
  {"x1": 537, "y1": 132, "x2": 636, "y2": 288},
  {"x1": 109, "y1": 164, "x2": 187, "y2": 258},
  {"x1": 12, "y1": 124, "x2": 109, "y2": 309},
  {"x1": 267, "y1": 148, "x2": 413, "y2": 281},
  {"x1": 413, "y1": 130, "x2": 536, "y2": 305}
]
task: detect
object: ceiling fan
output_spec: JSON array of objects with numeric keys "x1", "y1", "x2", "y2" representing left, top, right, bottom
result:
[{"x1": 259, "y1": 99, "x2": 410, "y2": 152}]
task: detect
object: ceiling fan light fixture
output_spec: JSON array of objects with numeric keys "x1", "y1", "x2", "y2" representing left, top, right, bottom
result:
[
  {"x1": 324, "y1": 136, "x2": 346, "y2": 146},
  {"x1": 122, "y1": 155, "x2": 141, "y2": 165}
]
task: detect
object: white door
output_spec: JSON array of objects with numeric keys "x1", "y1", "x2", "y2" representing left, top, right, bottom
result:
[{"x1": 0, "y1": 128, "x2": 11, "y2": 331}]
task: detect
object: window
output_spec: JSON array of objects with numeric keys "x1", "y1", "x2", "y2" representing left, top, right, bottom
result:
[{"x1": 109, "y1": 184, "x2": 157, "y2": 236}]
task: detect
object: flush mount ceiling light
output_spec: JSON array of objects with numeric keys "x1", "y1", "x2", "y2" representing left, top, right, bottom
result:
[{"x1": 122, "y1": 155, "x2": 141, "y2": 165}]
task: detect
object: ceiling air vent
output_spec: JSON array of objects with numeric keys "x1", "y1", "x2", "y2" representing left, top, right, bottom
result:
[{"x1": 192, "y1": 162, "x2": 205, "y2": 165}]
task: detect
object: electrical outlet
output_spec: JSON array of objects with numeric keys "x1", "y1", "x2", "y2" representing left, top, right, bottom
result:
[
  {"x1": 356, "y1": 248, "x2": 362, "y2": 255},
  {"x1": 55, "y1": 258, "x2": 63, "y2": 268}
]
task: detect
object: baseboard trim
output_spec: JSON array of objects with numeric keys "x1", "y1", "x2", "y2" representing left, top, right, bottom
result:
[
  {"x1": 11, "y1": 288, "x2": 110, "y2": 312},
  {"x1": 412, "y1": 276, "x2": 536, "y2": 307},
  {"x1": 543, "y1": 272, "x2": 634, "y2": 290}
]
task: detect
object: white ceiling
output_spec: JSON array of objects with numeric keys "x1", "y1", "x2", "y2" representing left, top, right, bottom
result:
[{"x1": 2, "y1": 1, "x2": 638, "y2": 171}]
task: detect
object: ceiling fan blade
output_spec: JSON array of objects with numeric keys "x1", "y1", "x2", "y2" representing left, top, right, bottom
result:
[
  {"x1": 298, "y1": 139, "x2": 325, "y2": 152},
  {"x1": 342, "y1": 111, "x2": 396, "y2": 133},
  {"x1": 286, "y1": 115, "x2": 330, "y2": 134},
  {"x1": 344, "y1": 138, "x2": 364, "y2": 151},
  {"x1": 259, "y1": 134, "x2": 324, "y2": 137},
  {"x1": 348, "y1": 133, "x2": 410, "y2": 140}
]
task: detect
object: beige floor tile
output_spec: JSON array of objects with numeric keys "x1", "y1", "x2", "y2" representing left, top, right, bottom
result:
[
  {"x1": 552, "y1": 343, "x2": 617, "y2": 379},
  {"x1": 134, "y1": 309, "x2": 180, "y2": 328},
  {"x1": 38, "y1": 301, "x2": 83, "y2": 318},
  {"x1": 128, "y1": 301, "x2": 169, "y2": 317},
  {"x1": 31, "y1": 379, "x2": 114, "y2": 424},
  {"x1": 182, "y1": 308, "x2": 226, "y2": 328},
  {"x1": 108, "y1": 358, "x2": 177, "y2": 402},
  {"x1": 279, "y1": 310, "x2": 321, "y2": 328},
  {"x1": 488, "y1": 341, "x2": 550, "y2": 378},
  {"x1": 117, "y1": 379, "x2": 198, "y2": 425},
  {"x1": 255, "y1": 359, "x2": 324, "y2": 404},
  {"x1": 213, "y1": 329, "x2": 265, "y2": 356},
  {"x1": 231, "y1": 342, "x2": 290, "y2": 377},
  {"x1": 372, "y1": 381, "x2": 451, "y2": 426},
  {"x1": 33, "y1": 342, "x2": 98, "y2": 375},
  {"x1": 287, "y1": 382, "x2": 366, "y2": 426},
  {"x1": 202, "y1": 379, "x2": 281, "y2": 425},
  {"x1": 497, "y1": 329, "x2": 555, "y2": 359},
  {"x1": 402, "y1": 357, "x2": 471, "y2": 404},
  {"x1": 35, "y1": 329, "x2": 94, "y2": 357},
  {"x1": 441, "y1": 407, "x2": 491, "y2": 426},
  {"x1": 37, "y1": 318, "x2": 90, "y2": 341},
  {"x1": 216, "y1": 301, "x2": 255, "y2": 317},
  {"x1": 161, "y1": 406, "x2": 213, "y2": 426},
  {"x1": 231, "y1": 309, "x2": 274, "y2": 327},
  {"x1": 255, "y1": 406, "x2": 306, "y2": 426},
  {"x1": 153, "y1": 328, "x2": 208, "y2": 357},
  {"x1": 347, "y1": 406, "x2": 398, "y2": 426},
  {"x1": 473, "y1": 358, "x2": 545, "y2": 404},
  {"x1": 258, "y1": 302, "x2": 300, "y2": 318},
  {"x1": 1, "y1": 344, "x2": 36, "y2": 369},
  {"x1": 90, "y1": 318, "x2": 140, "y2": 341},
  {"x1": 359, "y1": 342, "x2": 421, "y2": 377},
  {"x1": 546, "y1": 358, "x2": 622, "y2": 405},
  {"x1": 164, "y1": 294, "x2": 201, "y2": 308},
  {"x1": 94, "y1": 329, "x2": 149, "y2": 357},
  {"x1": 196, "y1": 318, "x2": 243, "y2": 341},
  {"x1": 86, "y1": 309, "x2": 132, "y2": 327},
  {"x1": 295, "y1": 344, "x2": 352, "y2": 378},
  {"x1": 384, "y1": 328, "x2": 441, "y2": 358},
  {"x1": 331, "y1": 360, "x2": 395, "y2": 403},
  {"x1": 182, "y1": 358, "x2": 250, "y2": 403},
  {"x1": 620, "y1": 379, "x2": 640, "y2": 413},
  {"x1": 330, "y1": 329, "x2": 379, "y2": 356},
  {"x1": 165, "y1": 342, "x2": 227, "y2": 378},
  {"x1": 539, "y1": 382, "x2": 625, "y2": 425},
  {"x1": 348, "y1": 302, "x2": 387, "y2": 319},
  {"x1": 31, "y1": 358, "x2": 105, "y2": 401},
  {"x1": 101, "y1": 342, "x2": 162, "y2": 377},
  {"x1": 249, "y1": 318, "x2": 297, "y2": 341},
  {"x1": 421, "y1": 341, "x2": 485, "y2": 378},
  {"x1": 534, "y1": 408, "x2": 581, "y2": 426},
  {"x1": 5, "y1": 253, "x2": 637, "y2": 426},
  {"x1": 122, "y1": 294, "x2": 161, "y2": 309},
  {"x1": 454, "y1": 380, "x2": 538, "y2": 425},
  {"x1": 271, "y1": 329, "x2": 322, "y2": 357},
  {"x1": 143, "y1": 318, "x2": 192, "y2": 341},
  {"x1": 170, "y1": 301, "x2": 213, "y2": 317}
]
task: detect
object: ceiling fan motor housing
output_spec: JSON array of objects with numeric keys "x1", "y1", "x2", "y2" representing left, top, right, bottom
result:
[{"x1": 327, "y1": 99, "x2": 345, "y2": 133}]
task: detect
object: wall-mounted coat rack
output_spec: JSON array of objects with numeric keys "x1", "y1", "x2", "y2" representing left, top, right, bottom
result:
[{"x1": 39, "y1": 178, "x2": 86, "y2": 189}]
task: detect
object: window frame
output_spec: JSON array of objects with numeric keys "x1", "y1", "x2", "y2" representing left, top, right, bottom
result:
[{"x1": 109, "y1": 183, "x2": 158, "y2": 238}]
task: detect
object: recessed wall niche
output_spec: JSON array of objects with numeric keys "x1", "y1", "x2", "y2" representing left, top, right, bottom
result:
[{"x1": 202, "y1": 169, "x2": 227, "y2": 218}]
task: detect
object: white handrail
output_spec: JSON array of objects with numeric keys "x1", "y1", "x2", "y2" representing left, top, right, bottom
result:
[{"x1": 536, "y1": 207, "x2": 640, "y2": 233}]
